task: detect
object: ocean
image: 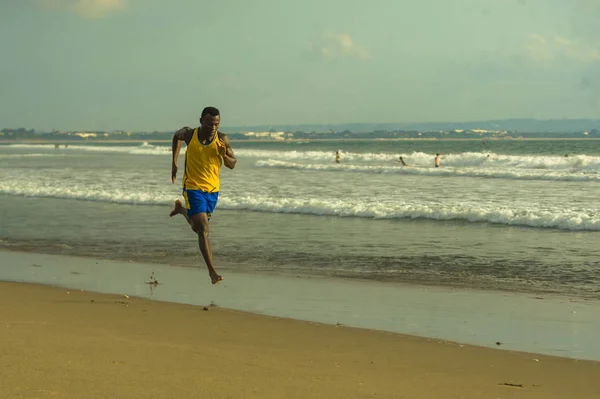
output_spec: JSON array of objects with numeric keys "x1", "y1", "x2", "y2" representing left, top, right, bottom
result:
[{"x1": 1, "y1": 139, "x2": 599, "y2": 299}]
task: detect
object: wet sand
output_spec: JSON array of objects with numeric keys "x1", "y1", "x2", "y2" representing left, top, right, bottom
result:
[
  {"x1": 1, "y1": 281, "x2": 599, "y2": 399},
  {"x1": 2, "y1": 250, "x2": 600, "y2": 362}
]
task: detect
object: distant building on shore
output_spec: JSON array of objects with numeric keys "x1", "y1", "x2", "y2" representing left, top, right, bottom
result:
[{"x1": 243, "y1": 131, "x2": 293, "y2": 140}]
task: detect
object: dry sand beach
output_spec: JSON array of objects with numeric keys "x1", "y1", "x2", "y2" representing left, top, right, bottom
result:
[{"x1": 1, "y1": 281, "x2": 599, "y2": 399}]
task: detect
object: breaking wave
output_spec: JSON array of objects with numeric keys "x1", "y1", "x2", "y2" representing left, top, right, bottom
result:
[
  {"x1": 1, "y1": 182, "x2": 597, "y2": 231},
  {"x1": 256, "y1": 160, "x2": 600, "y2": 181}
]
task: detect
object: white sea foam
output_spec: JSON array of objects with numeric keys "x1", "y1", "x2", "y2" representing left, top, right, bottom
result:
[
  {"x1": 8, "y1": 144, "x2": 600, "y2": 171},
  {"x1": 0, "y1": 180, "x2": 173, "y2": 205},
  {"x1": 217, "y1": 196, "x2": 600, "y2": 231},
  {"x1": 7, "y1": 143, "x2": 174, "y2": 156},
  {"x1": 1, "y1": 181, "x2": 598, "y2": 231},
  {"x1": 238, "y1": 149, "x2": 600, "y2": 169},
  {"x1": 255, "y1": 160, "x2": 600, "y2": 181},
  {"x1": 0, "y1": 153, "x2": 65, "y2": 159}
]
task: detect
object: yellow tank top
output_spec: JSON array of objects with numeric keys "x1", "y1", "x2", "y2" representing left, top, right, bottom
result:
[{"x1": 182, "y1": 128, "x2": 224, "y2": 192}]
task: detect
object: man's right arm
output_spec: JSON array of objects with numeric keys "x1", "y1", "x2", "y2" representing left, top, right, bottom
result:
[{"x1": 172, "y1": 127, "x2": 192, "y2": 183}]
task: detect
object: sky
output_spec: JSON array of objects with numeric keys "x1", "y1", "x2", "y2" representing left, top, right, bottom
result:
[{"x1": 1, "y1": 0, "x2": 599, "y2": 131}]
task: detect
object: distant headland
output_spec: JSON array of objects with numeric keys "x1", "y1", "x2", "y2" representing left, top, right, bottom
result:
[{"x1": 2, "y1": 118, "x2": 600, "y2": 142}]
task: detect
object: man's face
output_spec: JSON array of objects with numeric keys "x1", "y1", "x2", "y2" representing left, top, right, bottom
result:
[{"x1": 201, "y1": 114, "x2": 220, "y2": 133}]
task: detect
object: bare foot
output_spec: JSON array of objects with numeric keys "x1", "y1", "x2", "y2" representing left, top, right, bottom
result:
[
  {"x1": 169, "y1": 200, "x2": 186, "y2": 217},
  {"x1": 210, "y1": 273, "x2": 223, "y2": 285}
]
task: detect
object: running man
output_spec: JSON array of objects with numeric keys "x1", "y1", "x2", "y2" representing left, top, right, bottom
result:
[{"x1": 169, "y1": 106, "x2": 237, "y2": 284}]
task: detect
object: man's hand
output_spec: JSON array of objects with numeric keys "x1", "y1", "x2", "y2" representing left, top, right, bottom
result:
[
  {"x1": 171, "y1": 164, "x2": 178, "y2": 183},
  {"x1": 219, "y1": 133, "x2": 237, "y2": 169},
  {"x1": 218, "y1": 141, "x2": 226, "y2": 156}
]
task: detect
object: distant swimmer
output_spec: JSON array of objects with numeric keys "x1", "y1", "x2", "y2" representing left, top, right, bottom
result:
[
  {"x1": 434, "y1": 153, "x2": 440, "y2": 168},
  {"x1": 398, "y1": 156, "x2": 407, "y2": 166},
  {"x1": 169, "y1": 106, "x2": 237, "y2": 284},
  {"x1": 335, "y1": 151, "x2": 341, "y2": 164}
]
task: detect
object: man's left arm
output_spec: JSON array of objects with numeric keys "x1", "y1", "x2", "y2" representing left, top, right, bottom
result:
[{"x1": 219, "y1": 133, "x2": 237, "y2": 169}]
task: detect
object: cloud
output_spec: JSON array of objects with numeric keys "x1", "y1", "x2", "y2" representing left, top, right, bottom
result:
[
  {"x1": 37, "y1": 0, "x2": 125, "y2": 18},
  {"x1": 553, "y1": 36, "x2": 572, "y2": 46},
  {"x1": 525, "y1": 33, "x2": 600, "y2": 62},
  {"x1": 316, "y1": 33, "x2": 371, "y2": 60}
]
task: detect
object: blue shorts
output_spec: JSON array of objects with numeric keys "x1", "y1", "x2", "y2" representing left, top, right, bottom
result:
[{"x1": 182, "y1": 190, "x2": 219, "y2": 219}]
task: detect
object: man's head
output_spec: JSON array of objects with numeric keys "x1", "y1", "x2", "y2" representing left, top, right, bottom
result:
[{"x1": 200, "y1": 106, "x2": 220, "y2": 133}]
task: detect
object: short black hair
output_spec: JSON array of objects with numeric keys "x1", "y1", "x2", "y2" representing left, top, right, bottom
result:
[{"x1": 201, "y1": 106, "x2": 220, "y2": 118}]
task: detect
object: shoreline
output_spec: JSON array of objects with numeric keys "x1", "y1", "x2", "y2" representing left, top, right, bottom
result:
[
  {"x1": 2, "y1": 249, "x2": 600, "y2": 362},
  {"x1": 2, "y1": 281, "x2": 599, "y2": 398},
  {"x1": 2, "y1": 245, "x2": 598, "y2": 301}
]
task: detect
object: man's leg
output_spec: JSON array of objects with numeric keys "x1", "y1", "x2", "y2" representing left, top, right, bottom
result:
[
  {"x1": 190, "y1": 212, "x2": 222, "y2": 284},
  {"x1": 169, "y1": 200, "x2": 191, "y2": 225},
  {"x1": 170, "y1": 193, "x2": 222, "y2": 284}
]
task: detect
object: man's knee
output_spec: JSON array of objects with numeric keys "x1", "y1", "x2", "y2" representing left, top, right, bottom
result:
[
  {"x1": 196, "y1": 227, "x2": 209, "y2": 238},
  {"x1": 192, "y1": 219, "x2": 209, "y2": 236}
]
